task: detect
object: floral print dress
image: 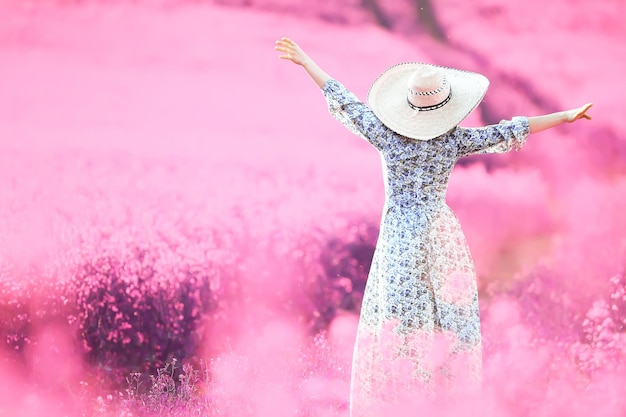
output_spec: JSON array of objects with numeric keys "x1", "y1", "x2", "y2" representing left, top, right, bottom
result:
[{"x1": 321, "y1": 80, "x2": 530, "y2": 415}]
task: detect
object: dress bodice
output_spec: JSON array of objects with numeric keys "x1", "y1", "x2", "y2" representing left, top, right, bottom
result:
[
  {"x1": 382, "y1": 135, "x2": 457, "y2": 209},
  {"x1": 321, "y1": 79, "x2": 530, "y2": 211}
]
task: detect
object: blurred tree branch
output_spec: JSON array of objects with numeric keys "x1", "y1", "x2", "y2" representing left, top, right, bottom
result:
[
  {"x1": 362, "y1": 0, "x2": 447, "y2": 41},
  {"x1": 362, "y1": 0, "x2": 392, "y2": 29},
  {"x1": 415, "y1": 0, "x2": 446, "y2": 41}
]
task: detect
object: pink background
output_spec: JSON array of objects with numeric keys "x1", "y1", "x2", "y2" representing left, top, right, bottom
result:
[{"x1": 1, "y1": 0, "x2": 625, "y2": 415}]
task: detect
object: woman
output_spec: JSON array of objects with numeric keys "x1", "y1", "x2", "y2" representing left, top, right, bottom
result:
[{"x1": 275, "y1": 37, "x2": 592, "y2": 415}]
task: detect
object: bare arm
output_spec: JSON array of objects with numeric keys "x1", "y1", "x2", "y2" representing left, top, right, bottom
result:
[
  {"x1": 528, "y1": 103, "x2": 593, "y2": 134},
  {"x1": 275, "y1": 38, "x2": 331, "y2": 88}
]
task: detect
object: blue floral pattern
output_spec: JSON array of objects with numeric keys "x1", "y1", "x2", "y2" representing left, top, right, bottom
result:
[{"x1": 322, "y1": 79, "x2": 530, "y2": 414}]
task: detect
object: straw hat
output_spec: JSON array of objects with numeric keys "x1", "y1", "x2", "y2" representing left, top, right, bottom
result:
[{"x1": 367, "y1": 62, "x2": 489, "y2": 140}]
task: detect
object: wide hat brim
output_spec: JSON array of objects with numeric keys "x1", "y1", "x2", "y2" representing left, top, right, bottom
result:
[{"x1": 367, "y1": 63, "x2": 489, "y2": 140}]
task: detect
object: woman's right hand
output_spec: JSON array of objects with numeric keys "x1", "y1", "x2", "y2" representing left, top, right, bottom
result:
[
  {"x1": 565, "y1": 103, "x2": 593, "y2": 123},
  {"x1": 275, "y1": 37, "x2": 310, "y2": 66}
]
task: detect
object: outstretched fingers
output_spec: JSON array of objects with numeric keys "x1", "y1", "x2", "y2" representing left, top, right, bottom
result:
[
  {"x1": 275, "y1": 38, "x2": 294, "y2": 59},
  {"x1": 278, "y1": 37, "x2": 295, "y2": 45},
  {"x1": 275, "y1": 38, "x2": 295, "y2": 50},
  {"x1": 579, "y1": 103, "x2": 593, "y2": 120},
  {"x1": 274, "y1": 37, "x2": 307, "y2": 65},
  {"x1": 273, "y1": 37, "x2": 329, "y2": 87},
  {"x1": 567, "y1": 102, "x2": 593, "y2": 122}
]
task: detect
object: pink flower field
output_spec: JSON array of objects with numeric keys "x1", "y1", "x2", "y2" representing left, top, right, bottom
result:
[{"x1": 0, "y1": 0, "x2": 625, "y2": 415}]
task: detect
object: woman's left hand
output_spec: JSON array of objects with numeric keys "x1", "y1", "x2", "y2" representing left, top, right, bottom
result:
[
  {"x1": 275, "y1": 37, "x2": 310, "y2": 67},
  {"x1": 274, "y1": 37, "x2": 331, "y2": 88}
]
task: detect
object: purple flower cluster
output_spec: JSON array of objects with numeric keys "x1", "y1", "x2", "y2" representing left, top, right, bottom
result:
[
  {"x1": 304, "y1": 220, "x2": 376, "y2": 331},
  {"x1": 72, "y1": 246, "x2": 214, "y2": 372},
  {"x1": 0, "y1": 278, "x2": 31, "y2": 353}
]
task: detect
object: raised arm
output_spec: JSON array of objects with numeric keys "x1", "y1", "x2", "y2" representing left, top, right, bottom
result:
[
  {"x1": 274, "y1": 37, "x2": 390, "y2": 151},
  {"x1": 528, "y1": 103, "x2": 593, "y2": 134},
  {"x1": 275, "y1": 37, "x2": 330, "y2": 88}
]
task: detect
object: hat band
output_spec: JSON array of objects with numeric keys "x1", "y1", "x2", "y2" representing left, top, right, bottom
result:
[
  {"x1": 408, "y1": 76, "x2": 448, "y2": 96},
  {"x1": 407, "y1": 89, "x2": 453, "y2": 112}
]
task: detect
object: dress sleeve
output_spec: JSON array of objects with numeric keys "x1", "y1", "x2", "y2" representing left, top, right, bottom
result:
[
  {"x1": 454, "y1": 116, "x2": 531, "y2": 158},
  {"x1": 321, "y1": 79, "x2": 389, "y2": 151}
]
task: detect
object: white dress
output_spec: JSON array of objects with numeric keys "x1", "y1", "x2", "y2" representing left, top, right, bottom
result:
[{"x1": 321, "y1": 79, "x2": 530, "y2": 415}]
